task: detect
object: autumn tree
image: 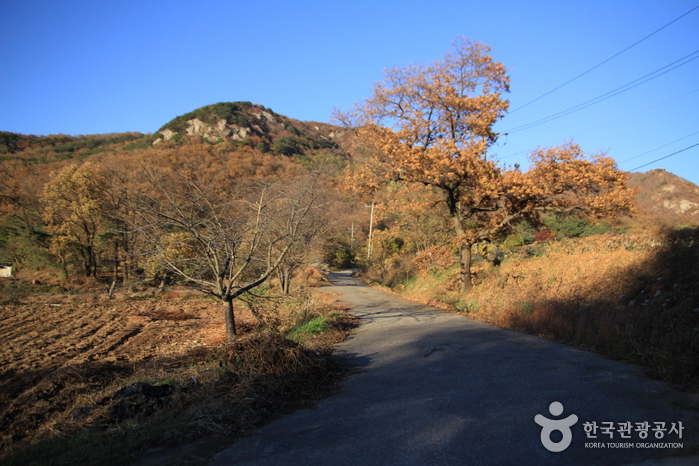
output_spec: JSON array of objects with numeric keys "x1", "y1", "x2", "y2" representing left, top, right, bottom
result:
[
  {"x1": 0, "y1": 160, "x2": 52, "y2": 270},
  {"x1": 131, "y1": 160, "x2": 325, "y2": 341},
  {"x1": 84, "y1": 154, "x2": 140, "y2": 283},
  {"x1": 40, "y1": 162, "x2": 106, "y2": 277},
  {"x1": 338, "y1": 38, "x2": 635, "y2": 292}
]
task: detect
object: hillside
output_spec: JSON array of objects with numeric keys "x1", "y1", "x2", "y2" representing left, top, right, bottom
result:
[
  {"x1": 3, "y1": 102, "x2": 697, "y2": 230},
  {"x1": 0, "y1": 101, "x2": 347, "y2": 166},
  {"x1": 0, "y1": 101, "x2": 356, "y2": 282},
  {"x1": 0, "y1": 131, "x2": 152, "y2": 163},
  {"x1": 154, "y1": 101, "x2": 346, "y2": 156},
  {"x1": 628, "y1": 169, "x2": 699, "y2": 225}
]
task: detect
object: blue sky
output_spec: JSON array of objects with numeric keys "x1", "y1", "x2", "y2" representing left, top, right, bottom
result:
[{"x1": 1, "y1": 0, "x2": 698, "y2": 185}]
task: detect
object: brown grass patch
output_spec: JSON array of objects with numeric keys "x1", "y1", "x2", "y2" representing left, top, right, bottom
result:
[{"x1": 395, "y1": 229, "x2": 699, "y2": 392}]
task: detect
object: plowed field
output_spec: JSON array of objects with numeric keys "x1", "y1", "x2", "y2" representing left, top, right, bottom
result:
[{"x1": 0, "y1": 288, "x2": 254, "y2": 454}]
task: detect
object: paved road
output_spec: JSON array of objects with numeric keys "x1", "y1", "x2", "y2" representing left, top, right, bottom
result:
[{"x1": 211, "y1": 271, "x2": 699, "y2": 465}]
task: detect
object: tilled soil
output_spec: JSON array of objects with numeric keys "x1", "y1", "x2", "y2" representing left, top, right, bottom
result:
[{"x1": 0, "y1": 289, "x2": 252, "y2": 454}]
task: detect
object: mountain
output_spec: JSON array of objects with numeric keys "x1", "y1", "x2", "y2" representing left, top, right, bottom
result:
[
  {"x1": 153, "y1": 101, "x2": 346, "y2": 156},
  {"x1": 627, "y1": 169, "x2": 699, "y2": 225},
  {"x1": 0, "y1": 102, "x2": 347, "y2": 164}
]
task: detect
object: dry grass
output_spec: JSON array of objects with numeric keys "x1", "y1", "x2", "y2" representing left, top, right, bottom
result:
[{"x1": 392, "y1": 229, "x2": 699, "y2": 392}]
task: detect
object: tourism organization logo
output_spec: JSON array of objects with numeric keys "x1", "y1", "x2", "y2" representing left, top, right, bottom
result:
[
  {"x1": 534, "y1": 401, "x2": 578, "y2": 452},
  {"x1": 534, "y1": 401, "x2": 685, "y2": 453}
]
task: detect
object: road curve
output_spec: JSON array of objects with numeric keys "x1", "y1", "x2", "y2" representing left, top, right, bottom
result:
[{"x1": 210, "y1": 271, "x2": 699, "y2": 465}]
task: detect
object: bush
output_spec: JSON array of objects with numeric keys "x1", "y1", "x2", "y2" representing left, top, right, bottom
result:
[
  {"x1": 545, "y1": 215, "x2": 612, "y2": 239},
  {"x1": 272, "y1": 136, "x2": 304, "y2": 157},
  {"x1": 327, "y1": 245, "x2": 356, "y2": 270},
  {"x1": 502, "y1": 233, "x2": 524, "y2": 249},
  {"x1": 534, "y1": 230, "x2": 556, "y2": 243},
  {"x1": 455, "y1": 300, "x2": 478, "y2": 313}
]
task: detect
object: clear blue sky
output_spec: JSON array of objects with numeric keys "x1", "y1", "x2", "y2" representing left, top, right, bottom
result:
[{"x1": 1, "y1": 0, "x2": 698, "y2": 184}]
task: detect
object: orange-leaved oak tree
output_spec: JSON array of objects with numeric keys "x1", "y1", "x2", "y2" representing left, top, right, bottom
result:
[{"x1": 336, "y1": 38, "x2": 635, "y2": 292}]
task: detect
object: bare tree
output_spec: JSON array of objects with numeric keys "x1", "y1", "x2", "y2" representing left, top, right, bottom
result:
[{"x1": 131, "y1": 163, "x2": 324, "y2": 341}]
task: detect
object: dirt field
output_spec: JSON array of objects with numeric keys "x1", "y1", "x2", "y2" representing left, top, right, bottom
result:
[
  {"x1": 0, "y1": 284, "x2": 256, "y2": 457},
  {"x1": 0, "y1": 274, "x2": 356, "y2": 465}
]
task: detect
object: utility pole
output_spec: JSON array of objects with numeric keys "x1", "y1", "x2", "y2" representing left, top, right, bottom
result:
[
  {"x1": 365, "y1": 203, "x2": 374, "y2": 260},
  {"x1": 349, "y1": 222, "x2": 355, "y2": 251}
]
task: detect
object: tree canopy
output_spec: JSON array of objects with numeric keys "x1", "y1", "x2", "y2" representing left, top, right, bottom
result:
[{"x1": 337, "y1": 37, "x2": 636, "y2": 292}]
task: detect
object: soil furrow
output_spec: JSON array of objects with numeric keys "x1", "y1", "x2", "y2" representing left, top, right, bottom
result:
[{"x1": 0, "y1": 287, "x2": 248, "y2": 460}]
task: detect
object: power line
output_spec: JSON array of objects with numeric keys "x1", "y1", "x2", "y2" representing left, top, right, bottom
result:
[
  {"x1": 577, "y1": 87, "x2": 699, "y2": 136},
  {"x1": 619, "y1": 130, "x2": 699, "y2": 163},
  {"x1": 628, "y1": 142, "x2": 699, "y2": 171},
  {"x1": 498, "y1": 149, "x2": 528, "y2": 160},
  {"x1": 497, "y1": 89, "x2": 699, "y2": 161},
  {"x1": 504, "y1": 50, "x2": 699, "y2": 134},
  {"x1": 509, "y1": 4, "x2": 699, "y2": 114}
]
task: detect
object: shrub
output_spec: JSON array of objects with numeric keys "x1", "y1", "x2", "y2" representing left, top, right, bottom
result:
[
  {"x1": 272, "y1": 136, "x2": 304, "y2": 157},
  {"x1": 502, "y1": 233, "x2": 524, "y2": 249},
  {"x1": 534, "y1": 230, "x2": 556, "y2": 243},
  {"x1": 545, "y1": 215, "x2": 612, "y2": 239},
  {"x1": 455, "y1": 300, "x2": 478, "y2": 313},
  {"x1": 327, "y1": 245, "x2": 356, "y2": 270}
]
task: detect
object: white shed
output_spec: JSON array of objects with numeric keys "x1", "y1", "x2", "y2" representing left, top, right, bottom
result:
[{"x1": 0, "y1": 264, "x2": 12, "y2": 278}]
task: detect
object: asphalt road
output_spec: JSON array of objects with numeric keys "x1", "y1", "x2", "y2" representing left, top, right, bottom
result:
[{"x1": 210, "y1": 271, "x2": 699, "y2": 465}]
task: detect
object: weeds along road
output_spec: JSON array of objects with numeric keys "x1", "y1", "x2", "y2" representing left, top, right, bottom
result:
[{"x1": 211, "y1": 271, "x2": 699, "y2": 465}]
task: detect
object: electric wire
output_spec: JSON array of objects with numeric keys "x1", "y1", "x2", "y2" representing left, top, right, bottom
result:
[
  {"x1": 508, "y1": 4, "x2": 699, "y2": 114},
  {"x1": 496, "y1": 88, "x2": 699, "y2": 162},
  {"x1": 628, "y1": 142, "x2": 699, "y2": 171},
  {"x1": 504, "y1": 49, "x2": 699, "y2": 134},
  {"x1": 576, "y1": 87, "x2": 699, "y2": 136},
  {"x1": 619, "y1": 130, "x2": 699, "y2": 163}
]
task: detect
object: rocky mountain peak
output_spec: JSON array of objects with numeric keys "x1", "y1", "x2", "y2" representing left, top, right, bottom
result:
[{"x1": 152, "y1": 102, "x2": 344, "y2": 157}]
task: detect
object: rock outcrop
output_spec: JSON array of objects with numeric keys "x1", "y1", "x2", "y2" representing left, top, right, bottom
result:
[
  {"x1": 628, "y1": 169, "x2": 699, "y2": 223},
  {"x1": 152, "y1": 102, "x2": 346, "y2": 153}
]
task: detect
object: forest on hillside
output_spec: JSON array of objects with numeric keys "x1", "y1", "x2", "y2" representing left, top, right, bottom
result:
[{"x1": 1, "y1": 40, "x2": 696, "y2": 348}]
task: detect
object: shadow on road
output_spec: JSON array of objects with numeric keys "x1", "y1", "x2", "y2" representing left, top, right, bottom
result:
[{"x1": 211, "y1": 270, "x2": 699, "y2": 465}]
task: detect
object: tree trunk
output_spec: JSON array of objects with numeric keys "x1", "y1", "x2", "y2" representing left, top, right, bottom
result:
[
  {"x1": 121, "y1": 211, "x2": 131, "y2": 280},
  {"x1": 112, "y1": 239, "x2": 119, "y2": 284},
  {"x1": 279, "y1": 267, "x2": 292, "y2": 294},
  {"x1": 85, "y1": 244, "x2": 97, "y2": 278},
  {"x1": 82, "y1": 246, "x2": 92, "y2": 277},
  {"x1": 448, "y1": 201, "x2": 473, "y2": 294},
  {"x1": 223, "y1": 296, "x2": 237, "y2": 341},
  {"x1": 459, "y1": 241, "x2": 473, "y2": 293},
  {"x1": 91, "y1": 246, "x2": 98, "y2": 278}
]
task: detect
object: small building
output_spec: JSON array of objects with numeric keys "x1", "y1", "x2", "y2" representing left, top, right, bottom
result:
[{"x1": 0, "y1": 263, "x2": 13, "y2": 278}]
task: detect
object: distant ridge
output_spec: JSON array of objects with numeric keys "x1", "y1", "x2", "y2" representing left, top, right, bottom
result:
[
  {"x1": 627, "y1": 169, "x2": 699, "y2": 225},
  {"x1": 0, "y1": 102, "x2": 348, "y2": 163}
]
